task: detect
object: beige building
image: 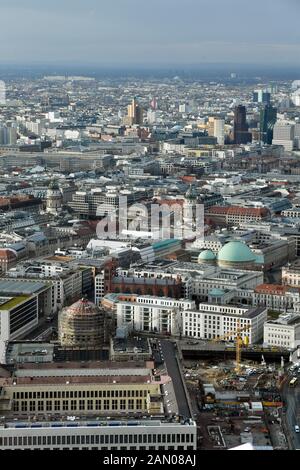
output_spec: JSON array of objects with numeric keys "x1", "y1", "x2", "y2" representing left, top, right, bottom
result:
[
  {"x1": 0, "y1": 362, "x2": 164, "y2": 417},
  {"x1": 124, "y1": 98, "x2": 144, "y2": 126}
]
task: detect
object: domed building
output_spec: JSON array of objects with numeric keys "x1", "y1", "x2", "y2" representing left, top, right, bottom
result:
[
  {"x1": 59, "y1": 298, "x2": 105, "y2": 349},
  {"x1": 208, "y1": 288, "x2": 226, "y2": 304},
  {"x1": 217, "y1": 241, "x2": 256, "y2": 270},
  {"x1": 46, "y1": 180, "x2": 62, "y2": 215},
  {"x1": 198, "y1": 249, "x2": 216, "y2": 265},
  {"x1": 184, "y1": 185, "x2": 198, "y2": 240}
]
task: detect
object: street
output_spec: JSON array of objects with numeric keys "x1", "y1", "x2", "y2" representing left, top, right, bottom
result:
[
  {"x1": 282, "y1": 379, "x2": 300, "y2": 449},
  {"x1": 160, "y1": 340, "x2": 192, "y2": 419}
]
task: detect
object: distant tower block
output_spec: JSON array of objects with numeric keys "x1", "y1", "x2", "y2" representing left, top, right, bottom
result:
[
  {"x1": 46, "y1": 180, "x2": 62, "y2": 214},
  {"x1": 125, "y1": 97, "x2": 144, "y2": 126}
]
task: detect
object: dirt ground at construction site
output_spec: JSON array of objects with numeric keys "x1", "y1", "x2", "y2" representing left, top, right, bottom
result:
[
  {"x1": 183, "y1": 358, "x2": 288, "y2": 449},
  {"x1": 183, "y1": 359, "x2": 282, "y2": 391}
]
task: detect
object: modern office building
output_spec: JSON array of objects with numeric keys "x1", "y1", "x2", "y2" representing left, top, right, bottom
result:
[
  {"x1": 0, "y1": 294, "x2": 38, "y2": 363},
  {"x1": 102, "y1": 293, "x2": 195, "y2": 336},
  {"x1": 233, "y1": 105, "x2": 252, "y2": 144},
  {"x1": 260, "y1": 105, "x2": 277, "y2": 144},
  {"x1": 253, "y1": 90, "x2": 271, "y2": 104},
  {"x1": 264, "y1": 313, "x2": 300, "y2": 349},
  {"x1": 124, "y1": 98, "x2": 144, "y2": 126},
  {"x1": 0, "y1": 125, "x2": 17, "y2": 145},
  {"x1": 272, "y1": 122, "x2": 295, "y2": 151},
  {"x1": 0, "y1": 418, "x2": 197, "y2": 450},
  {"x1": 182, "y1": 303, "x2": 267, "y2": 343},
  {"x1": 213, "y1": 118, "x2": 225, "y2": 145}
]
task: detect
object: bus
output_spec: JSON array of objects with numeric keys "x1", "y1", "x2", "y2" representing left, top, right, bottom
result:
[{"x1": 289, "y1": 377, "x2": 298, "y2": 387}]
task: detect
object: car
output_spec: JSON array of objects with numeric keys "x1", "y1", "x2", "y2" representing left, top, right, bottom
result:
[{"x1": 295, "y1": 425, "x2": 300, "y2": 433}]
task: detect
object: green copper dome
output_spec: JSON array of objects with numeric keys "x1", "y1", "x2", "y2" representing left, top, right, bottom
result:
[
  {"x1": 217, "y1": 241, "x2": 256, "y2": 263},
  {"x1": 198, "y1": 250, "x2": 216, "y2": 261},
  {"x1": 209, "y1": 288, "x2": 225, "y2": 297}
]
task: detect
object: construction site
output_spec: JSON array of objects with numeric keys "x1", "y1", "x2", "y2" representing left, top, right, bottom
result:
[{"x1": 180, "y1": 323, "x2": 290, "y2": 450}]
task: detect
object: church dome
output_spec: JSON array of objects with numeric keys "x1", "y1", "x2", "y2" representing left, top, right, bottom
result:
[
  {"x1": 198, "y1": 250, "x2": 216, "y2": 263},
  {"x1": 217, "y1": 241, "x2": 256, "y2": 264},
  {"x1": 209, "y1": 288, "x2": 225, "y2": 297}
]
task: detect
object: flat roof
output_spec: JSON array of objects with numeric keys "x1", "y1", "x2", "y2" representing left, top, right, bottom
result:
[
  {"x1": 112, "y1": 336, "x2": 151, "y2": 354},
  {"x1": 1, "y1": 419, "x2": 196, "y2": 429},
  {"x1": 197, "y1": 304, "x2": 266, "y2": 319},
  {"x1": 112, "y1": 277, "x2": 178, "y2": 286},
  {"x1": 6, "y1": 342, "x2": 55, "y2": 364},
  {"x1": 13, "y1": 360, "x2": 153, "y2": 371},
  {"x1": 0, "y1": 279, "x2": 48, "y2": 295},
  {"x1": 0, "y1": 295, "x2": 30, "y2": 311},
  {"x1": 1, "y1": 375, "x2": 155, "y2": 386}
]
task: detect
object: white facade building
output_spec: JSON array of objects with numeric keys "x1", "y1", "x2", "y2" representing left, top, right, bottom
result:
[
  {"x1": 214, "y1": 118, "x2": 225, "y2": 145},
  {"x1": 193, "y1": 269, "x2": 263, "y2": 299},
  {"x1": 114, "y1": 296, "x2": 195, "y2": 336},
  {"x1": 0, "y1": 295, "x2": 38, "y2": 363},
  {"x1": 263, "y1": 313, "x2": 300, "y2": 349},
  {"x1": 182, "y1": 303, "x2": 267, "y2": 343},
  {"x1": 0, "y1": 419, "x2": 197, "y2": 450},
  {"x1": 272, "y1": 122, "x2": 295, "y2": 151}
]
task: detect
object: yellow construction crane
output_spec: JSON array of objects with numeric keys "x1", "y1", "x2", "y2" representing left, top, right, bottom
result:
[{"x1": 211, "y1": 320, "x2": 251, "y2": 374}]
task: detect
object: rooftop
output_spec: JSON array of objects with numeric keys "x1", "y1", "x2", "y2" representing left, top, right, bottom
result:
[
  {"x1": 218, "y1": 241, "x2": 256, "y2": 264},
  {"x1": 1, "y1": 374, "x2": 155, "y2": 386},
  {"x1": 112, "y1": 336, "x2": 151, "y2": 354},
  {"x1": 0, "y1": 279, "x2": 48, "y2": 295},
  {"x1": 198, "y1": 249, "x2": 216, "y2": 261},
  {"x1": 0, "y1": 295, "x2": 30, "y2": 311},
  {"x1": 197, "y1": 304, "x2": 266, "y2": 319},
  {"x1": 0, "y1": 418, "x2": 195, "y2": 429}
]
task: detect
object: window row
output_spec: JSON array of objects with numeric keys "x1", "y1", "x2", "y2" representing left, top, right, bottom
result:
[
  {"x1": 13, "y1": 389, "x2": 148, "y2": 400},
  {"x1": 13, "y1": 399, "x2": 147, "y2": 412},
  {"x1": 0, "y1": 432, "x2": 195, "y2": 447}
]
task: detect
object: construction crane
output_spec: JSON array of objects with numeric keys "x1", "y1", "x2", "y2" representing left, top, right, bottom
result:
[{"x1": 211, "y1": 320, "x2": 251, "y2": 374}]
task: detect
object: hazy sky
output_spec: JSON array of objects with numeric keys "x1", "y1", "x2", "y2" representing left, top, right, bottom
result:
[{"x1": 0, "y1": 0, "x2": 300, "y2": 67}]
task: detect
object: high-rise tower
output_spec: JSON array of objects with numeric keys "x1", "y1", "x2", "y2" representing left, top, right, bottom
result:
[
  {"x1": 126, "y1": 97, "x2": 144, "y2": 126},
  {"x1": 233, "y1": 105, "x2": 252, "y2": 144},
  {"x1": 260, "y1": 105, "x2": 277, "y2": 144},
  {"x1": 213, "y1": 118, "x2": 225, "y2": 145}
]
